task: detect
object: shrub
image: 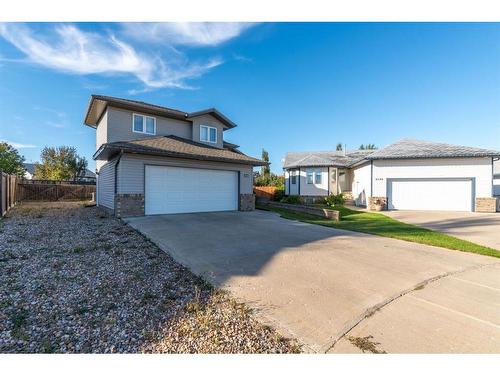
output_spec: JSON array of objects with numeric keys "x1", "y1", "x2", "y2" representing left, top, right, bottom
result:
[
  {"x1": 273, "y1": 186, "x2": 285, "y2": 201},
  {"x1": 254, "y1": 174, "x2": 285, "y2": 188},
  {"x1": 280, "y1": 195, "x2": 301, "y2": 204},
  {"x1": 324, "y1": 193, "x2": 345, "y2": 207}
]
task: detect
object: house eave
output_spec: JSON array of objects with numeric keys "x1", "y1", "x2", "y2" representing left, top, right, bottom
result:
[
  {"x1": 84, "y1": 95, "x2": 189, "y2": 128},
  {"x1": 94, "y1": 144, "x2": 267, "y2": 166},
  {"x1": 366, "y1": 154, "x2": 500, "y2": 161}
]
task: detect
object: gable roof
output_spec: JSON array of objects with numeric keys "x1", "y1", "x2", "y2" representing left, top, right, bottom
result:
[
  {"x1": 284, "y1": 139, "x2": 500, "y2": 169},
  {"x1": 23, "y1": 163, "x2": 36, "y2": 175},
  {"x1": 94, "y1": 135, "x2": 266, "y2": 166},
  {"x1": 187, "y1": 108, "x2": 237, "y2": 128},
  {"x1": 366, "y1": 139, "x2": 500, "y2": 160},
  {"x1": 82, "y1": 169, "x2": 96, "y2": 178},
  {"x1": 84, "y1": 95, "x2": 236, "y2": 129}
]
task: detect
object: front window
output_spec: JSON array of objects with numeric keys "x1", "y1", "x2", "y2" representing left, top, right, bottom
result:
[
  {"x1": 133, "y1": 114, "x2": 156, "y2": 135},
  {"x1": 291, "y1": 170, "x2": 297, "y2": 184},
  {"x1": 200, "y1": 125, "x2": 217, "y2": 143},
  {"x1": 315, "y1": 168, "x2": 322, "y2": 184},
  {"x1": 306, "y1": 169, "x2": 313, "y2": 184}
]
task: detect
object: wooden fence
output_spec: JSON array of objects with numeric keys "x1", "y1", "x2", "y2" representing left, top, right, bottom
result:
[
  {"x1": 21, "y1": 179, "x2": 96, "y2": 185},
  {"x1": 17, "y1": 182, "x2": 96, "y2": 202},
  {"x1": 0, "y1": 172, "x2": 96, "y2": 217},
  {"x1": 253, "y1": 186, "x2": 278, "y2": 201},
  {"x1": 1, "y1": 172, "x2": 19, "y2": 217}
]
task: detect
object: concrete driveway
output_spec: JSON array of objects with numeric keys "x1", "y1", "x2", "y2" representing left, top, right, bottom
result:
[
  {"x1": 125, "y1": 210, "x2": 500, "y2": 353},
  {"x1": 383, "y1": 210, "x2": 500, "y2": 250}
]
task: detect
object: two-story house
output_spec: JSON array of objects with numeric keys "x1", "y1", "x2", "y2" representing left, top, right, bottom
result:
[{"x1": 83, "y1": 95, "x2": 265, "y2": 217}]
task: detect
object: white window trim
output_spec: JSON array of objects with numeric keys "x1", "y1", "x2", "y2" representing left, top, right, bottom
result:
[
  {"x1": 306, "y1": 168, "x2": 323, "y2": 185},
  {"x1": 132, "y1": 113, "x2": 156, "y2": 135},
  {"x1": 200, "y1": 125, "x2": 217, "y2": 144},
  {"x1": 314, "y1": 168, "x2": 322, "y2": 184},
  {"x1": 291, "y1": 170, "x2": 297, "y2": 185}
]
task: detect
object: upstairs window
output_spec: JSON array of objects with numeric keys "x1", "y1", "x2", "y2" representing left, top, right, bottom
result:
[
  {"x1": 315, "y1": 168, "x2": 322, "y2": 184},
  {"x1": 200, "y1": 125, "x2": 217, "y2": 143},
  {"x1": 291, "y1": 170, "x2": 297, "y2": 185},
  {"x1": 306, "y1": 169, "x2": 314, "y2": 184},
  {"x1": 133, "y1": 114, "x2": 156, "y2": 135}
]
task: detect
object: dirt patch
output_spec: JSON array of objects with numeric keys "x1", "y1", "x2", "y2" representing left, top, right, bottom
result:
[{"x1": 348, "y1": 335, "x2": 387, "y2": 354}]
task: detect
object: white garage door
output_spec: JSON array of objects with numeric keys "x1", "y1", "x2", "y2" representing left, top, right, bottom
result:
[
  {"x1": 388, "y1": 178, "x2": 473, "y2": 212},
  {"x1": 145, "y1": 165, "x2": 238, "y2": 215}
]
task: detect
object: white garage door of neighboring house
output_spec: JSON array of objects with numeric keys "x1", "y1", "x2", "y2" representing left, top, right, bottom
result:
[
  {"x1": 145, "y1": 165, "x2": 238, "y2": 215},
  {"x1": 388, "y1": 178, "x2": 473, "y2": 212}
]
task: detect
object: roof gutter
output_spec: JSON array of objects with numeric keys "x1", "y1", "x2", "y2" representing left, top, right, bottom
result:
[{"x1": 95, "y1": 144, "x2": 267, "y2": 166}]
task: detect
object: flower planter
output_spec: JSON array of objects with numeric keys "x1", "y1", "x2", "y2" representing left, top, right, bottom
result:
[{"x1": 264, "y1": 201, "x2": 340, "y2": 221}]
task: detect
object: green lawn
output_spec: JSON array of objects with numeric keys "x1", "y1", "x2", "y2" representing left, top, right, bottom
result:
[{"x1": 258, "y1": 204, "x2": 500, "y2": 259}]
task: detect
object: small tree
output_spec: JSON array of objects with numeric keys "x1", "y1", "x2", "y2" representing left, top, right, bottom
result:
[
  {"x1": 261, "y1": 148, "x2": 270, "y2": 176},
  {"x1": 0, "y1": 142, "x2": 26, "y2": 177},
  {"x1": 35, "y1": 146, "x2": 88, "y2": 181},
  {"x1": 336, "y1": 143, "x2": 343, "y2": 151}
]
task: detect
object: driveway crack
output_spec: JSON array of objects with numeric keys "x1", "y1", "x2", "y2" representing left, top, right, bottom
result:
[{"x1": 323, "y1": 261, "x2": 500, "y2": 353}]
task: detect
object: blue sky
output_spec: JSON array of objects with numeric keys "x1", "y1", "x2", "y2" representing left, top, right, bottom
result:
[{"x1": 1, "y1": 22, "x2": 499, "y2": 173}]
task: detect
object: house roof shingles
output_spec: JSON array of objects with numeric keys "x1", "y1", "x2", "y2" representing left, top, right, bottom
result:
[
  {"x1": 94, "y1": 135, "x2": 266, "y2": 166},
  {"x1": 23, "y1": 163, "x2": 36, "y2": 175},
  {"x1": 283, "y1": 150, "x2": 374, "y2": 168},
  {"x1": 366, "y1": 139, "x2": 500, "y2": 160},
  {"x1": 284, "y1": 139, "x2": 500, "y2": 169},
  {"x1": 84, "y1": 95, "x2": 236, "y2": 129}
]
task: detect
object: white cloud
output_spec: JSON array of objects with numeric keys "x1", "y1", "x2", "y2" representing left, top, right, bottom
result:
[
  {"x1": 33, "y1": 105, "x2": 66, "y2": 118},
  {"x1": 45, "y1": 121, "x2": 65, "y2": 129},
  {"x1": 233, "y1": 53, "x2": 253, "y2": 63},
  {"x1": 0, "y1": 23, "x2": 224, "y2": 89},
  {"x1": 122, "y1": 22, "x2": 255, "y2": 47},
  {"x1": 1, "y1": 139, "x2": 37, "y2": 149}
]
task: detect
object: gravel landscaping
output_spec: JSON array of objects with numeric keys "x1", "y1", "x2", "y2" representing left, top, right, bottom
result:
[{"x1": 0, "y1": 202, "x2": 300, "y2": 353}]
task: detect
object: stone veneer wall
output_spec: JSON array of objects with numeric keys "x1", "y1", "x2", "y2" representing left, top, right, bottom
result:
[
  {"x1": 239, "y1": 194, "x2": 255, "y2": 211},
  {"x1": 115, "y1": 194, "x2": 145, "y2": 218},
  {"x1": 368, "y1": 196, "x2": 387, "y2": 211},
  {"x1": 266, "y1": 201, "x2": 340, "y2": 221},
  {"x1": 299, "y1": 195, "x2": 326, "y2": 205},
  {"x1": 475, "y1": 197, "x2": 497, "y2": 213}
]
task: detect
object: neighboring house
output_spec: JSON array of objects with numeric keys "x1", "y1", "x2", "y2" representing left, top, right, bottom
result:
[
  {"x1": 284, "y1": 139, "x2": 500, "y2": 212},
  {"x1": 83, "y1": 95, "x2": 265, "y2": 217},
  {"x1": 494, "y1": 160, "x2": 500, "y2": 196},
  {"x1": 23, "y1": 163, "x2": 36, "y2": 179},
  {"x1": 23, "y1": 162, "x2": 96, "y2": 183},
  {"x1": 79, "y1": 169, "x2": 96, "y2": 183}
]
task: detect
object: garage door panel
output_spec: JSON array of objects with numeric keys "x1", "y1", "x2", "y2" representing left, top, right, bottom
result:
[
  {"x1": 145, "y1": 165, "x2": 238, "y2": 215},
  {"x1": 389, "y1": 179, "x2": 473, "y2": 212}
]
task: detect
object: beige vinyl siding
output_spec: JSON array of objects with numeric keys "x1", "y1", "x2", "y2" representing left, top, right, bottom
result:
[
  {"x1": 96, "y1": 109, "x2": 108, "y2": 150},
  {"x1": 106, "y1": 106, "x2": 192, "y2": 144},
  {"x1": 97, "y1": 159, "x2": 116, "y2": 209},
  {"x1": 96, "y1": 110, "x2": 108, "y2": 171},
  {"x1": 117, "y1": 153, "x2": 253, "y2": 195}
]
